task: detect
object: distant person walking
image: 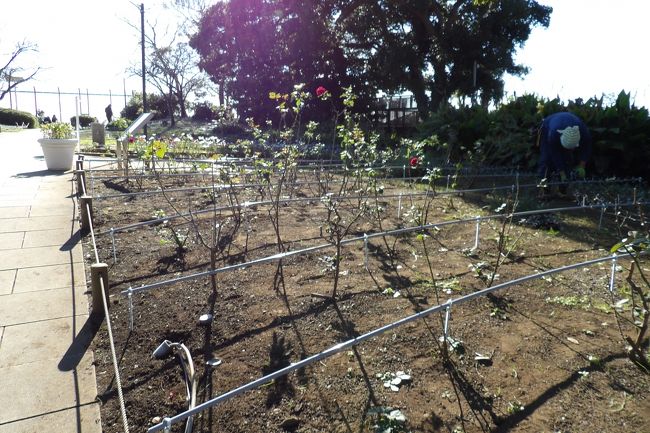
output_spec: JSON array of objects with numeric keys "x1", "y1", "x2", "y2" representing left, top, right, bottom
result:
[
  {"x1": 105, "y1": 104, "x2": 113, "y2": 122},
  {"x1": 537, "y1": 112, "x2": 592, "y2": 190}
]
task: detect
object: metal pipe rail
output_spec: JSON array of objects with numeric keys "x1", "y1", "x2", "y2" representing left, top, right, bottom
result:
[
  {"x1": 93, "y1": 177, "x2": 640, "y2": 201},
  {"x1": 147, "y1": 250, "x2": 638, "y2": 433},
  {"x1": 121, "y1": 200, "x2": 649, "y2": 296},
  {"x1": 101, "y1": 180, "x2": 644, "y2": 236},
  {"x1": 89, "y1": 170, "x2": 539, "y2": 182}
]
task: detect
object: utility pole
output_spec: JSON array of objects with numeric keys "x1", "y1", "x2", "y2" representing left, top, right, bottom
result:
[{"x1": 141, "y1": 3, "x2": 148, "y2": 138}]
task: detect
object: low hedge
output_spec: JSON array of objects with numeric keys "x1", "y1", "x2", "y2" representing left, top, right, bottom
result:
[
  {"x1": 0, "y1": 108, "x2": 38, "y2": 128},
  {"x1": 70, "y1": 114, "x2": 97, "y2": 128}
]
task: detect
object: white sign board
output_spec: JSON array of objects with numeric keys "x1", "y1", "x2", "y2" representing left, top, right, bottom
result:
[{"x1": 120, "y1": 112, "x2": 155, "y2": 140}]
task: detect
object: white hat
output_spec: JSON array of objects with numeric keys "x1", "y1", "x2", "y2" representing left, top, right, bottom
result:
[{"x1": 557, "y1": 126, "x2": 580, "y2": 149}]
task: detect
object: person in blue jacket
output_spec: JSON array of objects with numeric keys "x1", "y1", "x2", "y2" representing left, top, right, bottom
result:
[{"x1": 537, "y1": 111, "x2": 592, "y2": 192}]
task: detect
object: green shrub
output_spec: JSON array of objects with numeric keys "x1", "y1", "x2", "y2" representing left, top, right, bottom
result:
[
  {"x1": 192, "y1": 101, "x2": 218, "y2": 121},
  {"x1": 70, "y1": 115, "x2": 97, "y2": 128},
  {"x1": 107, "y1": 118, "x2": 129, "y2": 131},
  {"x1": 0, "y1": 108, "x2": 39, "y2": 128},
  {"x1": 121, "y1": 92, "x2": 175, "y2": 120},
  {"x1": 415, "y1": 91, "x2": 650, "y2": 178}
]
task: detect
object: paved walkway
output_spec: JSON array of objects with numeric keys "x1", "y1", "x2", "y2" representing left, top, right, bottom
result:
[{"x1": 0, "y1": 129, "x2": 101, "y2": 432}]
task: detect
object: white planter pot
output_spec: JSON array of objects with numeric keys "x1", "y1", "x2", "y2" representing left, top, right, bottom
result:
[{"x1": 38, "y1": 138, "x2": 78, "y2": 170}]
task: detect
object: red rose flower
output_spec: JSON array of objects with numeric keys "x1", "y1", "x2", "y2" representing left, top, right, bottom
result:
[
  {"x1": 409, "y1": 156, "x2": 419, "y2": 167},
  {"x1": 316, "y1": 86, "x2": 328, "y2": 97},
  {"x1": 128, "y1": 136, "x2": 135, "y2": 143}
]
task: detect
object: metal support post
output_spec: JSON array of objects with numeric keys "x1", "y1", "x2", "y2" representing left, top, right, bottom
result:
[
  {"x1": 363, "y1": 233, "x2": 369, "y2": 270},
  {"x1": 397, "y1": 193, "x2": 402, "y2": 220},
  {"x1": 473, "y1": 216, "x2": 481, "y2": 250},
  {"x1": 609, "y1": 254, "x2": 617, "y2": 293},
  {"x1": 127, "y1": 287, "x2": 134, "y2": 331},
  {"x1": 598, "y1": 207, "x2": 605, "y2": 230},
  {"x1": 110, "y1": 228, "x2": 117, "y2": 263}
]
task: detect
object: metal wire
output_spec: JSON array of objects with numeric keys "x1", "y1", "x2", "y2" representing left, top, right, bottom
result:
[{"x1": 146, "y1": 251, "x2": 637, "y2": 433}]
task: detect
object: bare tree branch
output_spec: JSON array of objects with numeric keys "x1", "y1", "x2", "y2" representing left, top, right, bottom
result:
[{"x1": 0, "y1": 41, "x2": 40, "y2": 102}]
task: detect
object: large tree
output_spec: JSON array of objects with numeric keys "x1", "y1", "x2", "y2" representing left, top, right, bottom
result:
[
  {"x1": 191, "y1": 0, "x2": 355, "y2": 122},
  {"x1": 191, "y1": 0, "x2": 551, "y2": 120}
]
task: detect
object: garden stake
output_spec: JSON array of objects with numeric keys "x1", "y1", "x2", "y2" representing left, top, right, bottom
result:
[
  {"x1": 598, "y1": 207, "x2": 605, "y2": 230},
  {"x1": 363, "y1": 233, "x2": 369, "y2": 270},
  {"x1": 402, "y1": 165, "x2": 405, "y2": 180},
  {"x1": 582, "y1": 195, "x2": 586, "y2": 207},
  {"x1": 110, "y1": 228, "x2": 117, "y2": 264},
  {"x1": 446, "y1": 174, "x2": 450, "y2": 190},
  {"x1": 473, "y1": 216, "x2": 481, "y2": 250},
  {"x1": 609, "y1": 253, "x2": 617, "y2": 293},
  {"x1": 397, "y1": 193, "x2": 402, "y2": 219},
  {"x1": 127, "y1": 287, "x2": 134, "y2": 331}
]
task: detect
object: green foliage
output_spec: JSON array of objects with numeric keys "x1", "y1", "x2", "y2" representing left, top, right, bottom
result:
[
  {"x1": 192, "y1": 101, "x2": 219, "y2": 121},
  {"x1": 192, "y1": 1, "x2": 549, "y2": 120},
  {"x1": 414, "y1": 91, "x2": 650, "y2": 178},
  {"x1": 70, "y1": 115, "x2": 97, "y2": 128},
  {"x1": 120, "y1": 92, "x2": 176, "y2": 121},
  {"x1": 41, "y1": 122, "x2": 74, "y2": 139},
  {"x1": 107, "y1": 118, "x2": 129, "y2": 131},
  {"x1": 0, "y1": 108, "x2": 38, "y2": 128}
]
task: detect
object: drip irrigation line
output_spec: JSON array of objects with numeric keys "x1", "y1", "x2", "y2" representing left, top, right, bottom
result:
[
  {"x1": 102, "y1": 191, "x2": 433, "y2": 235},
  {"x1": 93, "y1": 176, "x2": 639, "y2": 201},
  {"x1": 121, "y1": 200, "x2": 649, "y2": 296},
  {"x1": 102, "y1": 178, "x2": 644, "y2": 237},
  {"x1": 146, "y1": 250, "x2": 639, "y2": 433},
  {"x1": 82, "y1": 156, "x2": 526, "y2": 173},
  {"x1": 89, "y1": 170, "x2": 538, "y2": 182}
]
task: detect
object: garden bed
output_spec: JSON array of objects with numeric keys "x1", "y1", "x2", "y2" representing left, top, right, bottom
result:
[{"x1": 86, "y1": 163, "x2": 650, "y2": 433}]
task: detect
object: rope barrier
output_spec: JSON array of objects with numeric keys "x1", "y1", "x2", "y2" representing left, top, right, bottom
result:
[
  {"x1": 75, "y1": 163, "x2": 130, "y2": 433},
  {"x1": 99, "y1": 278, "x2": 131, "y2": 433}
]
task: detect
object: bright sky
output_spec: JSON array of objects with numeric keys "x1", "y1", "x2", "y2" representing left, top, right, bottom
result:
[
  {"x1": 503, "y1": 0, "x2": 650, "y2": 108},
  {"x1": 1, "y1": 0, "x2": 649, "y2": 121}
]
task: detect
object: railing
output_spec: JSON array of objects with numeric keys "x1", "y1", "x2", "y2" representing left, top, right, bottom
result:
[{"x1": 75, "y1": 158, "x2": 130, "y2": 433}]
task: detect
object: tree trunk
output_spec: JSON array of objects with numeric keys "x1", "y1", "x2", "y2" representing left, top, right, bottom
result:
[
  {"x1": 178, "y1": 91, "x2": 188, "y2": 118},
  {"x1": 218, "y1": 81, "x2": 225, "y2": 107}
]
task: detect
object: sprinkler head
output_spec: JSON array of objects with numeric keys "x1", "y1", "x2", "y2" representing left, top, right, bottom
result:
[{"x1": 152, "y1": 340, "x2": 173, "y2": 359}]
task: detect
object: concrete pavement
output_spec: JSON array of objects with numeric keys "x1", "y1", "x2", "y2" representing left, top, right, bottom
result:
[{"x1": 0, "y1": 129, "x2": 101, "y2": 432}]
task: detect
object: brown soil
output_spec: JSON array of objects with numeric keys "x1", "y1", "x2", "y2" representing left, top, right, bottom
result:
[{"x1": 85, "y1": 168, "x2": 650, "y2": 433}]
